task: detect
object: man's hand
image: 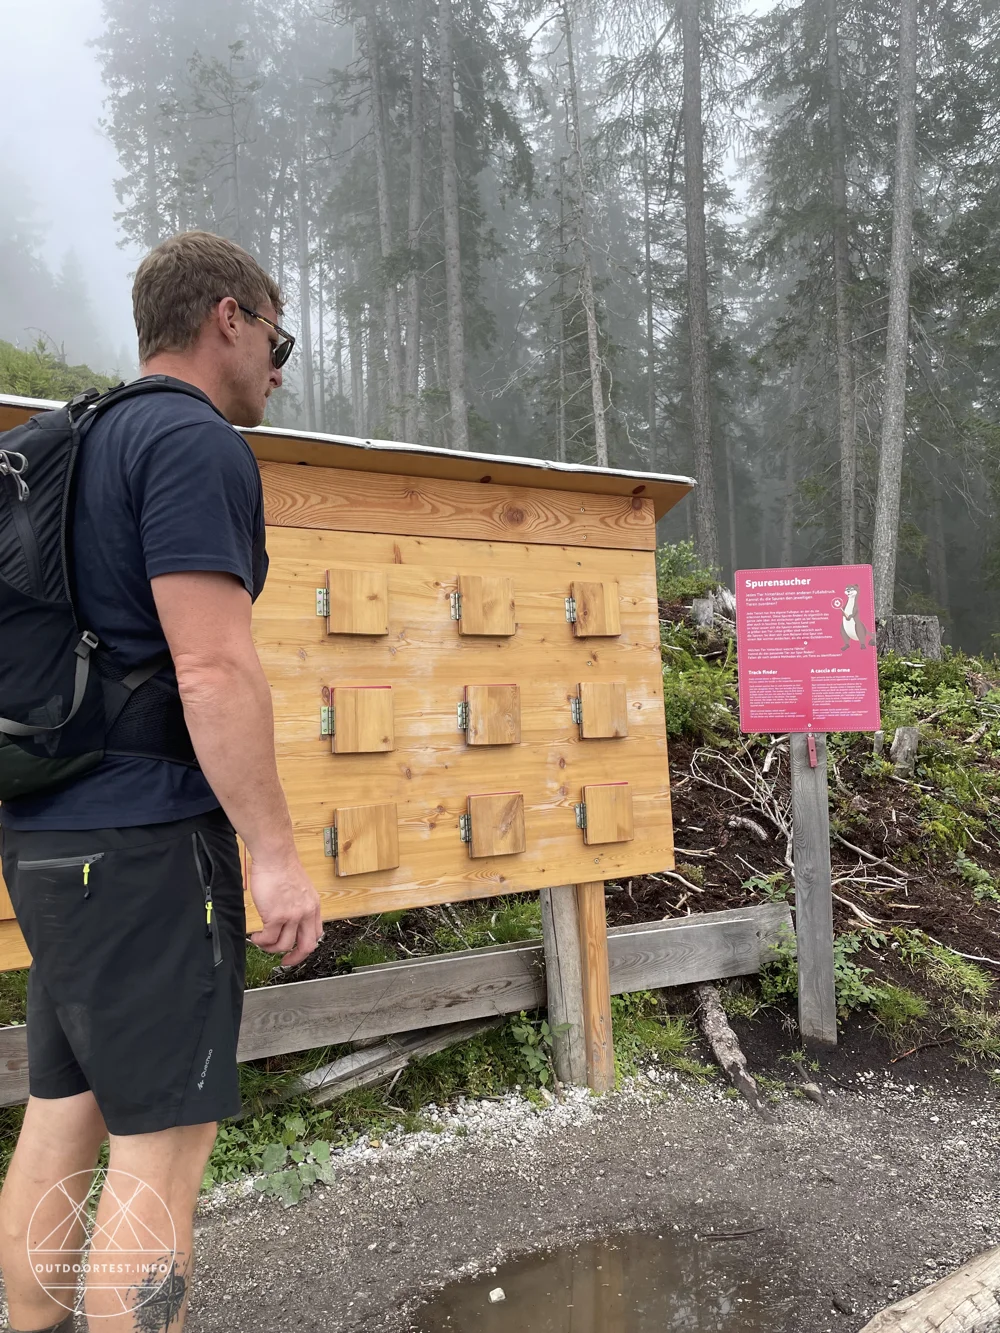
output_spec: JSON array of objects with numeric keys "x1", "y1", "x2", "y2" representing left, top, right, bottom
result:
[{"x1": 248, "y1": 857, "x2": 324, "y2": 968}]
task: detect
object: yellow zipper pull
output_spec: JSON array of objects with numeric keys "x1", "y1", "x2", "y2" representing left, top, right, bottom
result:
[
  {"x1": 83, "y1": 863, "x2": 90, "y2": 888},
  {"x1": 205, "y1": 899, "x2": 213, "y2": 926}
]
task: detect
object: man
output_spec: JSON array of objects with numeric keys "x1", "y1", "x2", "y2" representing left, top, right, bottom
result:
[{"x1": 0, "y1": 230, "x2": 322, "y2": 1331}]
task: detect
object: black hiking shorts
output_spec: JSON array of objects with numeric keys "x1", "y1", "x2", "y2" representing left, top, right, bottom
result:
[{"x1": 0, "y1": 808, "x2": 246, "y2": 1135}]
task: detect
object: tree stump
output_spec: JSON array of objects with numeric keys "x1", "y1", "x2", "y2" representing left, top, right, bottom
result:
[
  {"x1": 890, "y1": 725, "x2": 920, "y2": 778},
  {"x1": 858, "y1": 1244, "x2": 1000, "y2": 1332},
  {"x1": 876, "y1": 615, "x2": 942, "y2": 660},
  {"x1": 691, "y1": 597, "x2": 714, "y2": 628}
]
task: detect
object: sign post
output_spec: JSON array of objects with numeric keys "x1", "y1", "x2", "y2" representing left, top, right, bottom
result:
[{"x1": 734, "y1": 565, "x2": 881, "y2": 1049}]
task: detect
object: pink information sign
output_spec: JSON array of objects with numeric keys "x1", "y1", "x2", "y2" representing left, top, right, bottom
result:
[{"x1": 735, "y1": 565, "x2": 881, "y2": 734}]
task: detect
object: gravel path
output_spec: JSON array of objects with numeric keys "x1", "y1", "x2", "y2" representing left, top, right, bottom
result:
[{"x1": 186, "y1": 1068, "x2": 1000, "y2": 1332}]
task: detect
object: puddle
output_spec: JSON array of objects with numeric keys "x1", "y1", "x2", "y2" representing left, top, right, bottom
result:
[{"x1": 413, "y1": 1230, "x2": 792, "y2": 1331}]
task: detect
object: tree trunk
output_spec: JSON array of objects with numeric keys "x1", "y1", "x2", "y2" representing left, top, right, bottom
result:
[
  {"x1": 438, "y1": 0, "x2": 470, "y2": 450},
  {"x1": 681, "y1": 0, "x2": 718, "y2": 570},
  {"x1": 365, "y1": 4, "x2": 403, "y2": 427},
  {"x1": 296, "y1": 108, "x2": 316, "y2": 431},
  {"x1": 725, "y1": 436, "x2": 737, "y2": 583},
  {"x1": 781, "y1": 436, "x2": 796, "y2": 565},
  {"x1": 556, "y1": 156, "x2": 567, "y2": 464},
  {"x1": 144, "y1": 98, "x2": 159, "y2": 248},
  {"x1": 826, "y1": 0, "x2": 858, "y2": 564},
  {"x1": 317, "y1": 244, "x2": 326, "y2": 432},
  {"x1": 872, "y1": 0, "x2": 918, "y2": 618},
  {"x1": 643, "y1": 119, "x2": 657, "y2": 472},
  {"x1": 403, "y1": 0, "x2": 425, "y2": 443},
  {"x1": 561, "y1": 0, "x2": 609, "y2": 467},
  {"x1": 349, "y1": 260, "x2": 365, "y2": 436}
]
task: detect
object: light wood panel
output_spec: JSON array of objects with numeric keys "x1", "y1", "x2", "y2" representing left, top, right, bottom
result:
[
  {"x1": 325, "y1": 568, "x2": 389, "y2": 635},
  {"x1": 332, "y1": 686, "x2": 394, "y2": 754},
  {"x1": 0, "y1": 905, "x2": 793, "y2": 1086},
  {"x1": 582, "y1": 783, "x2": 635, "y2": 846},
  {"x1": 457, "y1": 573, "x2": 516, "y2": 636},
  {"x1": 333, "y1": 802, "x2": 400, "y2": 877},
  {"x1": 572, "y1": 580, "x2": 621, "y2": 637},
  {"x1": 578, "y1": 681, "x2": 629, "y2": 739},
  {"x1": 466, "y1": 792, "x2": 526, "y2": 859},
  {"x1": 262, "y1": 460, "x2": 657, "y2": 551},
  {"x1": 465, "y1": 684, "x2": 520, "y2": 746},
  {"x1": 246, "y1": 525, "x2": 673, "y2": 922}
]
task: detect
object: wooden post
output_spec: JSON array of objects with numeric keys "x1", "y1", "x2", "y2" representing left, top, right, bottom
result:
[
  {"x1": 539, "y1": 885, "x2": 588, "y2": 1087},
  {"x1": 790, "y1": 733, "x2": 837, "y2": 1047},
  {"x1": 576, "y1": 880, "x2": 616, "y2": 1090}
]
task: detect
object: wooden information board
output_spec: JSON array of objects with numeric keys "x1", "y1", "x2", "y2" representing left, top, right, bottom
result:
[{"x1": 0, "y1": 394, "x2": 692, "y2": 970}]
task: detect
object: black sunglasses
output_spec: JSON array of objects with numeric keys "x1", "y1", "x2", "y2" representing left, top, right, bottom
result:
[{"x1": 236, "y1": 304, "x2": 296, "y2": 369}]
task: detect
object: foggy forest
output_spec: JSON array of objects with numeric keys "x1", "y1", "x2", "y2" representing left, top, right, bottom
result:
[{"x1": 2, "y1": 0, "x2": 998, "y2": 652}]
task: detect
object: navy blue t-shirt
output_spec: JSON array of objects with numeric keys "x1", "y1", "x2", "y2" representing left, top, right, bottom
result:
[{"x1": 0, "y1": 379, "x2": 268, "y2": 831}]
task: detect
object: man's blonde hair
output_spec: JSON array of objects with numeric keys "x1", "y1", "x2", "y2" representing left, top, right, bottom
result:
[{"x1": 132, "y1": 231, "x2": 282, "y2": 363}]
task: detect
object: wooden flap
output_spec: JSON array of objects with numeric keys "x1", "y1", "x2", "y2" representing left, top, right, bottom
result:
[
  {"x1": 326, "y1": 568, "x2": 389, "y2": 635},
  {"x1": 332, "y1": 685, "x2": 395, "y2": 754},
  {"x1": 578, "y1": 681, "x2": 629, "y2": 739},
  {"x1": 571, "y1": 580, "x2": 621, "y2": 637},
  {"x1": 466, "y1": 792, "x2": 526, "y2": 858},
  {"x1": 582, "y1": 783, "x2": 634, "y2": 846},
  {"x1": 457, "y1": 574, "x2": 516, "y2": 636},
  {"x1": 334, "y1": 803, "x2": 400, "y2": 876},
  {"x1": 465, "y1": 683, "x2": 521, "y2": 746}
]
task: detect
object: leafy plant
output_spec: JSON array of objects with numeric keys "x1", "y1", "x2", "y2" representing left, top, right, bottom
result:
[
  {"x1": 742, "y1": 870, "x2": 790, "y2": 903},
  {"x1": 655, "y1": 541, "x2": 718, "y2": 603},
  {"x1": 252, "y1": 1124, "x2": 338, "y2": 1208},
  {"x1": 954, "y1": 851, "x2": 1000, "y2": 904},
  {"x1": 509, "y1": 1011, "x2": 564, "y2": 1087}
]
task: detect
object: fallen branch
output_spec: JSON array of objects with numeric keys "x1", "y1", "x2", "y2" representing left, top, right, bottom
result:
[
  {"x1": 964, "y1": 722, "x2": 989, "y2": 746},
  {"x1": 694, "y1": 983, "x2": 775, "y2": 1122},
  {"x1": 648, "y1": 869, "x2": 705, "y2": 894},
  {"x1": 889, "y1": 1037, "x2": 954, "y2": 1064},
  {"x1": 858, "y1": 1245, "x2": 1000, "y2": 1332},
  {"x1": 727, "y1": 815, "x2": 769, "y2": 842},
  {"x1": 924, "y1": 935, "x2": 1000, "y2": 969},
  {"x1": 831, "y1": 893, "x2": 883, "y2": 928},
  {"x1": 834, "y1": 833, "x2": 908, "y2": 879}
]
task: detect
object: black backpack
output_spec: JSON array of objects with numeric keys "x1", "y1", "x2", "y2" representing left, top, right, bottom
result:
[{"x1": 0, "y1": 377, "x2": 208, "y2": 801}]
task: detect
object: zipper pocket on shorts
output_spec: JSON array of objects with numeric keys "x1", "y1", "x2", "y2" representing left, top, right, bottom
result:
[
  {"x1": 192, "y1": 833, "x2": 223, "y2": 968},
  {"x1": 17, "y1": 853, "x2": 105, "y2": 899}
]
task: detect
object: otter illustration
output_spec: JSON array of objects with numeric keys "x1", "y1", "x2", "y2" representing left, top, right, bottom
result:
[{"x1": 840, "y1": 584, "x2": 875, "y2": 651}]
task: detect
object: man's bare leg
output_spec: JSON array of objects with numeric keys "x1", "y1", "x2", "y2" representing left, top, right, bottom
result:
[
  {"x1": 83, "y1": 1122, "x2": 217, "y2": 1331},
  {"x1": 0, "y1": 1090, "x2": 108, "y2": 1331}
]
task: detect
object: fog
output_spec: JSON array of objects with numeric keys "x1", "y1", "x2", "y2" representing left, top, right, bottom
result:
[
  {"x1": 1, "y1": 0, "x2": 997, "y2": 649},
  {"x1": 3, "y1": 0, "x2": 137, "y2": 369}
]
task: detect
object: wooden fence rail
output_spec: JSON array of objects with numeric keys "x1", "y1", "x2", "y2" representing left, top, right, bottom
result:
[{"x1": 0, "y1": 904, "x2": 792, "y2": 1108}]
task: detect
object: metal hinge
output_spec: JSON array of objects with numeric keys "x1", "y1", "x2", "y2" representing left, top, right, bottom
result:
[
  {"x1": 565, "y1": 595, "x2": 577, "y2": 623},
  {"x1": 320, "y1": 706, "x2": 335, "y2": 736},
  {"x1": 459, "y1": 812, "x2": 472, "y2": 843},
  {"x1": 316, "y1": 587, "x2": 329, "y2": 617},
  {"x1": 456, "y1": 700, "x2": 469, "y2": 732},
  {"x1": 323, "y1": 825, "x2": 338, "y2": 858},
  {"x1": 574, "y1": 802, "x2": 587, "y2": 830},
  {"x1": 570, "y1": 697, "x2": 583, "y2": 725},
  {"x1": 450, "y1": 590, "x2": 462, "y2": 621}
]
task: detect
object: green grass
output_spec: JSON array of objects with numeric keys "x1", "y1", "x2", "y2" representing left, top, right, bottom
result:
[{"x1": 870, "y1": 983, "x2": 930, "y2": 1037}]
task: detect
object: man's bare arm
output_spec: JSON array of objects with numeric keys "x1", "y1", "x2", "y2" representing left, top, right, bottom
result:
[{"x1": 150, "y1": 569, "x2": 322, "y2": 966}]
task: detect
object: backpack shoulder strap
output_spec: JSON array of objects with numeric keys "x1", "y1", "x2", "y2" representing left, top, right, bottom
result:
[{"x1": 69, "y1": 375, "x2": 219, "y2": 430}]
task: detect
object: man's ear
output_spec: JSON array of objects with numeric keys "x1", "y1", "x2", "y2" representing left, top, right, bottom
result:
[{"x1": 215, "y1": 297, "x2": 242, "y2": 348}]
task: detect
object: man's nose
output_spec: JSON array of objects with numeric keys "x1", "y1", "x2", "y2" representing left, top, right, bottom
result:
[{"x1": 270, "y1": 365, "x2": 282, "y2": 390}]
